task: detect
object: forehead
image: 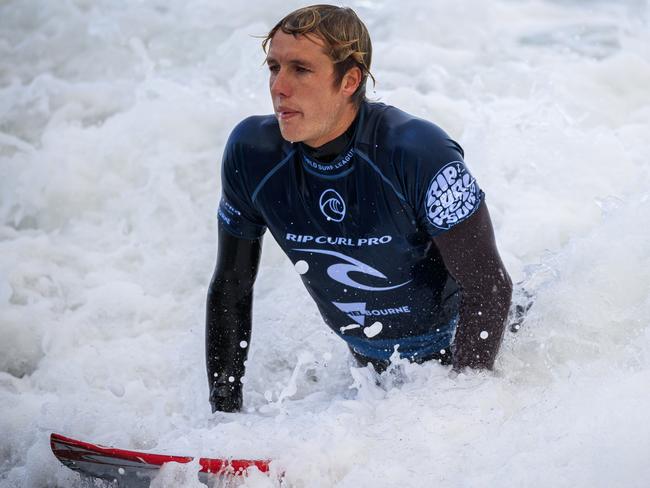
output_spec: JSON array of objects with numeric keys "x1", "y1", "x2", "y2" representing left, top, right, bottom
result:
[{"x1": 267, "y1": 30, "x2": 332, "y2": 63}]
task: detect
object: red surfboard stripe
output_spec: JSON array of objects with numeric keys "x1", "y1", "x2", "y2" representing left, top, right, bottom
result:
[{"x1": 50, "y1": 432, "x2": 271, "y2": 477}]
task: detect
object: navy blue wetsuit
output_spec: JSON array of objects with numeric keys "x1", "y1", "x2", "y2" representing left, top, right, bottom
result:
[{"x1": 217, "y1": 101, "x2": 484, "y2": 362}]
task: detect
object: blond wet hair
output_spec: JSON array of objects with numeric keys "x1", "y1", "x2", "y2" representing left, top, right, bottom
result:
[{"x1": 262, "y1": 4, "x2": 375, "y2": 105}]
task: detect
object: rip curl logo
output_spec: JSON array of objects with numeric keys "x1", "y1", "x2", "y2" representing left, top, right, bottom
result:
[
  {"x1": 319, "y1": 189, "x2": 346, "y2": 222},
  {"x1": 426, "y1": 161, "x2": 480, "y2": 230},
  {"x1": 293, "y1": 248, "x2": 411, "y2": 292}
]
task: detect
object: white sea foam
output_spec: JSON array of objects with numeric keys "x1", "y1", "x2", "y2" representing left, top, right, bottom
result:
[{"x1": 1, "y1": 0, "x2": 649, "y2": 487}]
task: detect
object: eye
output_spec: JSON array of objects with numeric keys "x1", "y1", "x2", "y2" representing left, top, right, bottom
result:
[
  {"x1": 295, "y1": 66, "x2": 311, "y2": 74},
  {"x1": 268, "y1": 64, "x2": 280, "y2": 73}
]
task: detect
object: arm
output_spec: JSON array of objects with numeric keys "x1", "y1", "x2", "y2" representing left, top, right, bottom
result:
[
  {"x1": 206, "y1": 223, "x2": 262, "y2": 413},
  {"x1": 433, "y1": 200, "x2": 512, "y2": 370}
]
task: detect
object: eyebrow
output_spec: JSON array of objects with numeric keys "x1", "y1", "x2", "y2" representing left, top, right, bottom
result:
[{"x1": 265, "y1": 56, "x2": 315, "y2": 68}]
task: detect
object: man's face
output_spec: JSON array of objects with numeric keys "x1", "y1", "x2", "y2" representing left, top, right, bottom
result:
[{"x1": 266, "y1": 31, "x2": 358, "y2": 147}]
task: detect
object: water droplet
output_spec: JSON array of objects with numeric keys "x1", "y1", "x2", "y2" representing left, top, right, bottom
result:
[
  {"x1": 118, "y1": 468, "x2": 125, "y2": 475},
  {"x1": 363, "y1": 321, "x2": 383, "y2": 338},
  {"x1": 440, "y1": 349, "x2": 446, "y2": 355},
  {"x1": 340, "y1": 323, "x2": 361, "y2": 333},
  {"x1": 480, "y1": 331, "x2": 489, "y2": 340},
  {"x1": 294, "y1": 260, "x2": 309, "y2": 274},
  {"x1": 239, "y1": 340, "x2": 248, "y2": 348},
  {"x1": 228, "y1": 376, "x2": 235, "y2": 383}
]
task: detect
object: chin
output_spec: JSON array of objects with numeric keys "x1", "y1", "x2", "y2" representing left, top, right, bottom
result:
[{"x1": 278, "y1": 126, "x2": 304, "y2": 144}]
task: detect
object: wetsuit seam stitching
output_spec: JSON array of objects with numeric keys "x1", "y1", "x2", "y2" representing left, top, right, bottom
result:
[
  {"x1": 251, "y1": 149, "x2": 296, "y2": 202},
  {"x1": 354, "y1": 148, "x2": 407, "y2": 202}
]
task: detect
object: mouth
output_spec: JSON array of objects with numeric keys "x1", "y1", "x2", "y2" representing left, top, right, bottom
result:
[{"x1": 276, "y1": 107, "x2": 301, "y2": 121}]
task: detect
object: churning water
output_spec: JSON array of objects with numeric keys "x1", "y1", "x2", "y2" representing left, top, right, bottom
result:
[{"x1": 1, "y1": 0, "x2": 649, "y2": 486}]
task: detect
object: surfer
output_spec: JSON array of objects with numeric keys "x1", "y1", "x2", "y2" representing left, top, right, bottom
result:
[{"x1": 206, "y1": 5, "x2": 513, "y2": 412}]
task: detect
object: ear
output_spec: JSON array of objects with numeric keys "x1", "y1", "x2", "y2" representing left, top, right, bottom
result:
[{"x1": 341, "y1": 66, "x2": 362, "y2": 97}]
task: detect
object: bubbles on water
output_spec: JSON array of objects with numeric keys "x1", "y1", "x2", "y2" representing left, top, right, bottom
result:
[
  {"x1": 480, "y1": 331, "x2": 489, "y2": 340},
  {"x1": 363, "y1": 321, "x2": 383, "y2": 338},
  {"x1": 294, "y1": 260, "x2": 309, "y2": 274},
  {"x1": 108, "y1": 382, "x2": 125, "y2": 397},
  {"x1": 239, "y1": 340, "x2": 248, "y2": 348}
]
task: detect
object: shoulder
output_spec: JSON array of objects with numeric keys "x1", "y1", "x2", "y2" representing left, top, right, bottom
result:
[
  {"x1": 383, "y1": 104, "x2": 463, "y2": 159},
  {"x1": 362, "y1": 102, "x2": 464, "y2": 161},
  {"x1": 226, "y1": 115, "x2": 284, "y2": 155},
  {"x1": 222, "y1": 115, "x2": 288, "y2": 183},
  {"x1": 222, "y1": 115, "x2": 291, "y2": 184}
]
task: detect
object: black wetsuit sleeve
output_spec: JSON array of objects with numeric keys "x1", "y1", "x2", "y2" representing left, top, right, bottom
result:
[
  {"x1": 205, "y1": 222, "x2": 262, "y2": 412},
  {"x1": 432, "y1": 200, "x2": 513, "y2": 370}
]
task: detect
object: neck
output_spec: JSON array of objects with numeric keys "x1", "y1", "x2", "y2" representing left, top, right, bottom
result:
[
  {"x1": 304, "y1": 103, "x2": 359, "y2": 148},
  {"x1": 302, "y1": 106, "x2": 359, "y2": 163}
]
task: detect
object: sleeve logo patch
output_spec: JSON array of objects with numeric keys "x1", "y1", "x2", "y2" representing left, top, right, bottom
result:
[{"x1": 425, "y1": 161, "x2": 480, "y2": 230}]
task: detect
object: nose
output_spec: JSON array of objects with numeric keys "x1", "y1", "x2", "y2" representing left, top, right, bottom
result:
[{"x1": 270, "y1": 68, "x2": 291, "y2": 98}]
